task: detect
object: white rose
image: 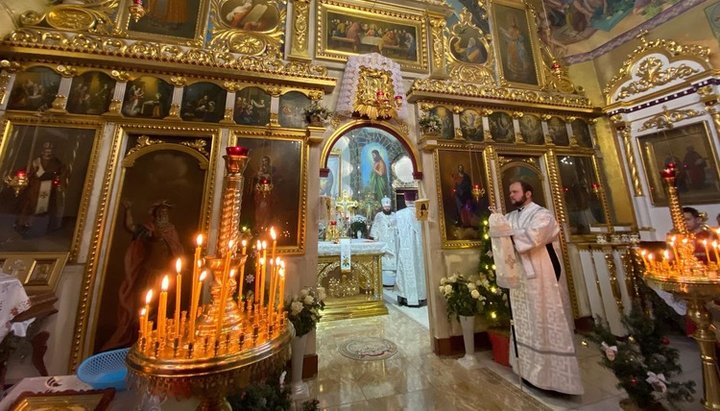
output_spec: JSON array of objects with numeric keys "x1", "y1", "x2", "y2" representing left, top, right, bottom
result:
[
  {"x1": 438, "y1": 286, "x2": 445, "y2": 294},
  {"x1": 471, "y1": 289, "x2": 480, "y2": 299},
  {"x1": 317, "y1": 289, "x2": 326, "y2": 301},
  {"x1": 299, "y1": 288, "x2": 309, "y2": 297},
  {"x1": 443, "y1": 284, "x2": 453, "y2": 295},
  {"x1": 304, "y1": 295, "x2": 315, "y2": 305},
  {"x1": 467, "y1": 283, "x2": 477, "y2": 291},
  {"x1": 290, "y1": 301, "x2": 303, "y2": 315},
  {"x1": 440, "y1": 277, "x2": 447, "y2": 285},
  {"x1": 449, "y1": 274, "x2": 457, "y2": 283}
]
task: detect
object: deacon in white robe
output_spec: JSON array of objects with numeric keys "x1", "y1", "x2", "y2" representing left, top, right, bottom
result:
[
  {"x1": 394, "y1": 191, "x2": 426, "y2": 306},
  {"x1": 491, "y1": 180, "x2": 583, "y2": 395},
  {"x1": 370, "y1": 197, "x2": 398, "y2": 287}
]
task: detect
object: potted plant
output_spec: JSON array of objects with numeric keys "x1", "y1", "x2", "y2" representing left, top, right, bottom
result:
[
  {"x1": 589, "y1": 306, "x2": 695, "y2": 410},
  {"x1": 284, "y1": 287, "x2": 325, "y2": 399},
  {"x1": 418, "y1": 114, "x2": 443, "y2": 135},
  {"x1": 303, "y1": 102, "x2": 329, "y2": 126},
  {"x1": 438, "y1": 273, "x2": 482, "y2": 362}
]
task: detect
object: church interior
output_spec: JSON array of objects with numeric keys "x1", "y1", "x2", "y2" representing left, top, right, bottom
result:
[{"x1": 0, "y1": 0, "x2": 719, "y2": 409}]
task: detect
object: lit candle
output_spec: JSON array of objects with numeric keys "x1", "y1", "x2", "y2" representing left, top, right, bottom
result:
[
  {"x1": 144, "y1": 289, "x2": 153, "y2": 336},
  {"x1": 639, "y1": 249, "x2": 648, "y2": 267},
  {"x1": 260, "y1": 241, "x2": 268, "y2": 307},
  {"x1": 158, "y1": 275, "x2": 169, "y2": 342},
  {"x1": 139, "y1": 308, "x2": 147, "y2": 339},
  {"x1": 647, "y1": 253, "x2": 655, "y2": 271},
  {"x1": 216, "y1": 268, "x2": 235, "y2": 337},
  {"x1": 270, "y1": 227, "x2": 277, "y2": 263},
  {"x1": 277, "y1": 266, "x2": 285, "y2": 317},
  {"x1": 662, "y1": 250, "x2": 670, "y2": 270},
  {"x1": 702, "y1": 239, "x2": 711, "y2": 262},
  {"x1": 174, "y1": 258, "x2": 182, "y2": 337},
  {"x1": 713, "y1": 240, "x2": 720, "y2": 263},
  {"x1": 189, "y1": 270, "x2": 207, "y2": 342},
  {"x1": 241, "y1": 239, "x2": 247, "y2": 256},
  {"x1": 216, "y1": 240, "x2": 235, "y2": 337},
  {"x1": 191, "y1": 235, "x2": 203, "y2": 310},
  {"x1": 255, "y1": 257, "x2": 263, "y2": 303},
  {"x1": 669, "y1": 237, "x2": 679, "y2": 261}
]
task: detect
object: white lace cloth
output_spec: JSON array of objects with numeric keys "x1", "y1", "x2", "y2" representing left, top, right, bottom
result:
[
  {"x1": 336, "y1": 53, "x2": 409, "y2": 121},
  {"x1": 318, "y1": 240, "x2": 386, "y2": 256},
  {"x1": 0, "y1": 273, "x2": 32, "y2": 342}
]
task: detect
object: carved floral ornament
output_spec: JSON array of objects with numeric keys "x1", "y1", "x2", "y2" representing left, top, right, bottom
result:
[
  {"x1": 638, "y1": 106, "x2": 702, "y2": 131},
  {"x1": 603, "y1": 36, "x2": 711, "y2": 105}
]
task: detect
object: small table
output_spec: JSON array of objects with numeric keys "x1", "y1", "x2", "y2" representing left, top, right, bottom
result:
[{"x1": 0, "y1": 274, "x2": 58, "y2": 389}]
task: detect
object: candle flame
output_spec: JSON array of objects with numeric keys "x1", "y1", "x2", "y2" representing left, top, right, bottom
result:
[
  {"x1": 713, "y1": 240, "x2": 718, "y2": 247},
  {"x1": 640, "y1": 249, "x2": 647, "y2": 256},
  {"x1": 648, "y1": 253, "x2": 655, "y2": 261},
  {"x1": 196, "y1": 234, "x2": 204, "y2": 246},
  {"x1": 230, "y1": 269, "x2": 236, "y2": 278},
  {"x1": 262, "y1": 241, "x2": 267, "y2": 250},
  {"x1": 663, "y1": 250, "x2": 669, "y2": 259},
  {"x1": 259, "y1": 257, "x2": 265, "y2": 265},
  {"x1": 242, "y1": 239, "x2": 247, "y2": 247},
  {"x1": 197, "y1": 259, "x2": 203, "y2": 268},
  {"x1": 279, "y1": 268, "x2": 285, "y2": 278},
  {"x1": 175, "y1": 258, "x2": 182, "y2": 273},
  {"x1": 682, "y1": 238, "x2": 689, "y2": 245},
  {"x1": 199, "y1": 270, "x2": 207, "y2": 282},
  {"x1": 140, "y1": 308, "x2": 146, "y2": 315},
  {"x1": 275, "y1": 256, "x2": 281, "y2": 265},
  {"x1": 228, "y1": 239, "x2": 235, "y2": 249},
  {"x1": 270, "y1": 227, "x2": 276, "y2": 240},
  {"x1": 280, "y1": 260, "x2": 285, "y2": 268},
  {"x1": 145, "y1": 289, "x2": 153, "y2": 304},
  {"x1": 702, "y1": 239, "x2": 708, "y2": 246},
  {"x1": 256, "y1": 240, "x2": 261, "y2": 249},
  {"x1": 162, "y1": 275, "x2": 169, "y2": 290}
]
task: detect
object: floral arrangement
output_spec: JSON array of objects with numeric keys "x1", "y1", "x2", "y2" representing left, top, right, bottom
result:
[
  {"x1": 285, "y1": 287, "x2": 325, "y2": 337},
  {"x1": 303, "y1": 102, "x2": 329, "y2": 124},
  {"x1": 438, "y1": 273, "x2": 482, "y2": 321},
  {"x1": 349, "y1": 215, "x2": 368, "y2": 238},
  {"x1": 418, "y1": 114, "x2": 443, "y2": 134}
]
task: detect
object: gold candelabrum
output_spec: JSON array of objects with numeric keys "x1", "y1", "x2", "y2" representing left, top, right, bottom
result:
[
  {"x1": 637, "y1": 162, "x2": 720, "y2": 411},
  {"x1": 126, "y1": 146, "x2": 293, "y2": 411},
  {"x1": 3, "y1": 169, "x2": 28, "y2": 197},
  {"x1": 128, "y1": 0, "x2": 145, "y2": 22},
  {"x1": 471, "y1": 184, "x2": 485, "y2": 203}
]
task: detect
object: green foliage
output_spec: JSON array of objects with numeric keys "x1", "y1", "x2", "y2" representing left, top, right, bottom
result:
[
  {"x1": 349, "y1": 215, "x2": 368, "y2": 238},
  {"x1": 475, "y1": 219, "x2": 511, "y2": 328},
  {"x1": 302, "y1": 399, "x2": 320, "y2": 411},
  {"x1": 285, "y1": 287, "x2": 325, "y2": 337},
  {"x1": 228, "y1": 372, "x2": 291, "y2": 411},
  {"x1": 589, "y1": 305, "x2": 695, "y2": 408}
]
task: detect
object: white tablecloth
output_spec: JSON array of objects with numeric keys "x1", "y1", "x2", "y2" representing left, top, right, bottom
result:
[{"x1": 0, "y1": 273, "x2": 31, "y2": 342}]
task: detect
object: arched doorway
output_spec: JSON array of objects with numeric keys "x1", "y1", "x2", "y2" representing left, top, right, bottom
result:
[{"x1": 316, "y1": 121, "x2": 431, "y2": 333}]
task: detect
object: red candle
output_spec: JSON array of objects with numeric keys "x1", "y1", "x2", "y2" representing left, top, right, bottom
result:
[
  {"x1": 226, "y1": 146, "x2": 249, "y2": 156},
  {"x1": 16, "y1": 169, "x2": 26, "y2": 178}
]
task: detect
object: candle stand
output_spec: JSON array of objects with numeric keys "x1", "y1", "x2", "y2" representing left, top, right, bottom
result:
[
  {"x1": 638, "y1": 162, "x2": 720, "y2": 410},
  {"x1": 126, "y1": 147, "x2": 293, "y2": 410}
]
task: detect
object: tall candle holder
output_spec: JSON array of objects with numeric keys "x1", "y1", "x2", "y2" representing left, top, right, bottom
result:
[
  {"x1": 126, "y1": 147, "x2": 293, "y2": 411},
  {"x1": 637, "y1": 162, "x2": 720, "y2": 410}
]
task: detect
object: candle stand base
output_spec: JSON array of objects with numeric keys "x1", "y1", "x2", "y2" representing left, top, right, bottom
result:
[{"x1": 644, "y1": 276, "x2": 720, "y2": 411}]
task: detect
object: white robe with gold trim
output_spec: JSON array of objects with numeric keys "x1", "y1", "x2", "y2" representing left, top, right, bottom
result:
[{"x1": 505, "y1": 202, "x2": 583, "y2": 395}]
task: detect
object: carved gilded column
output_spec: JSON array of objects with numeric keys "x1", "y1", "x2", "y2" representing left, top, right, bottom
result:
[
  {"x1": 612, "y1": 116, "x2": 643, "y2": 196},
  {"x1": 288, "y1": 0, "x2": 312, "y2": 61},
  {"x1": 545, "y1": 149, "x2": 579, "y2": 317},
  {"x1": 427, "y1": 13, "x2": 448, "y2": 78}
]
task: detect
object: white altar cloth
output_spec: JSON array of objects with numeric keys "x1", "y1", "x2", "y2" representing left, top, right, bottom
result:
[{"x1": 318, "y1": 239, "x2": 386, "y2": 256}]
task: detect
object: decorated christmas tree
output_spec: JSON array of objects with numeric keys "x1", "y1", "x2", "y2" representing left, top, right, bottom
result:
[
  {"x1": 589, "y1": 305, "x2": 695, "y2": 409},
  {"x1": 474, "y1": 219, "x2": 510, "y2": 329}
]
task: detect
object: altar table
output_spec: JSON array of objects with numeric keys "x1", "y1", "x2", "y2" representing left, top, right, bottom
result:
[{"x1": 316, "y1": 239, "x2": 388, "y2": 321}]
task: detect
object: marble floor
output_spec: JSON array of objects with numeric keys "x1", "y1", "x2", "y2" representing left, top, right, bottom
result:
[{"x1": 303, "y1": 304, "x2": 707, "y2": 411}]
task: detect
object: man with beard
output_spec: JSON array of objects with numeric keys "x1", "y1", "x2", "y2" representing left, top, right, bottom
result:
[
  {"x1": 101, "y1": 199, "x2": 184, "y2": 350},
  {"x1": 15, "y1": 142, "x2": 67, "y2": 233},
  {"x1": 370, "y1": 197, "x2": 398, "y2": 287},
  {"x1": 489, "y1": 180, "x2": 583, "y2": 395}
]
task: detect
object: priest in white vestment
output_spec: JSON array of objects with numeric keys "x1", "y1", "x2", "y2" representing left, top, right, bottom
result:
[
  {"x1": 370, "y1": 197, "x2": 398, "y2": 287},
  {"x1": 394, "y1": 191, "x2": 426, "y2": 307},
  {"x1": 490, "y1": 180, "x2": 583, "y2": 395}
]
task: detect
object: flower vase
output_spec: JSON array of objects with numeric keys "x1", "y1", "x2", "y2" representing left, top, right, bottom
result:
[
  {"x1": 457, "y1": 315, "x2": 477, "y2": 369},
  {"x1": 290, "y1": 333, "x2": 310, "y2": 399}
]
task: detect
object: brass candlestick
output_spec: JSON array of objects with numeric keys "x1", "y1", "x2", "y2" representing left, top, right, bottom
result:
[
  {"x1": 126, "y1": 147, "x2": 293, "y2": 410},
  {"x1": 639, "y1": 162, "x2": 720, "y2": 410}
]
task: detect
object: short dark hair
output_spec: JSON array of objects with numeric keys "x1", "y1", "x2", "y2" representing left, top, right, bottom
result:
[
  {"x1": 682, "y1": 206, "x2": 700, "y2": 218},
  {"x1": 510, "y1": 180, "x2": 534, "y2": 196}
]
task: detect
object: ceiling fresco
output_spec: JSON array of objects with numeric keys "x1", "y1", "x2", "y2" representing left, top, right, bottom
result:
[{"x1": 447, "y1": 0, "x2": 704, "y2": 62}]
